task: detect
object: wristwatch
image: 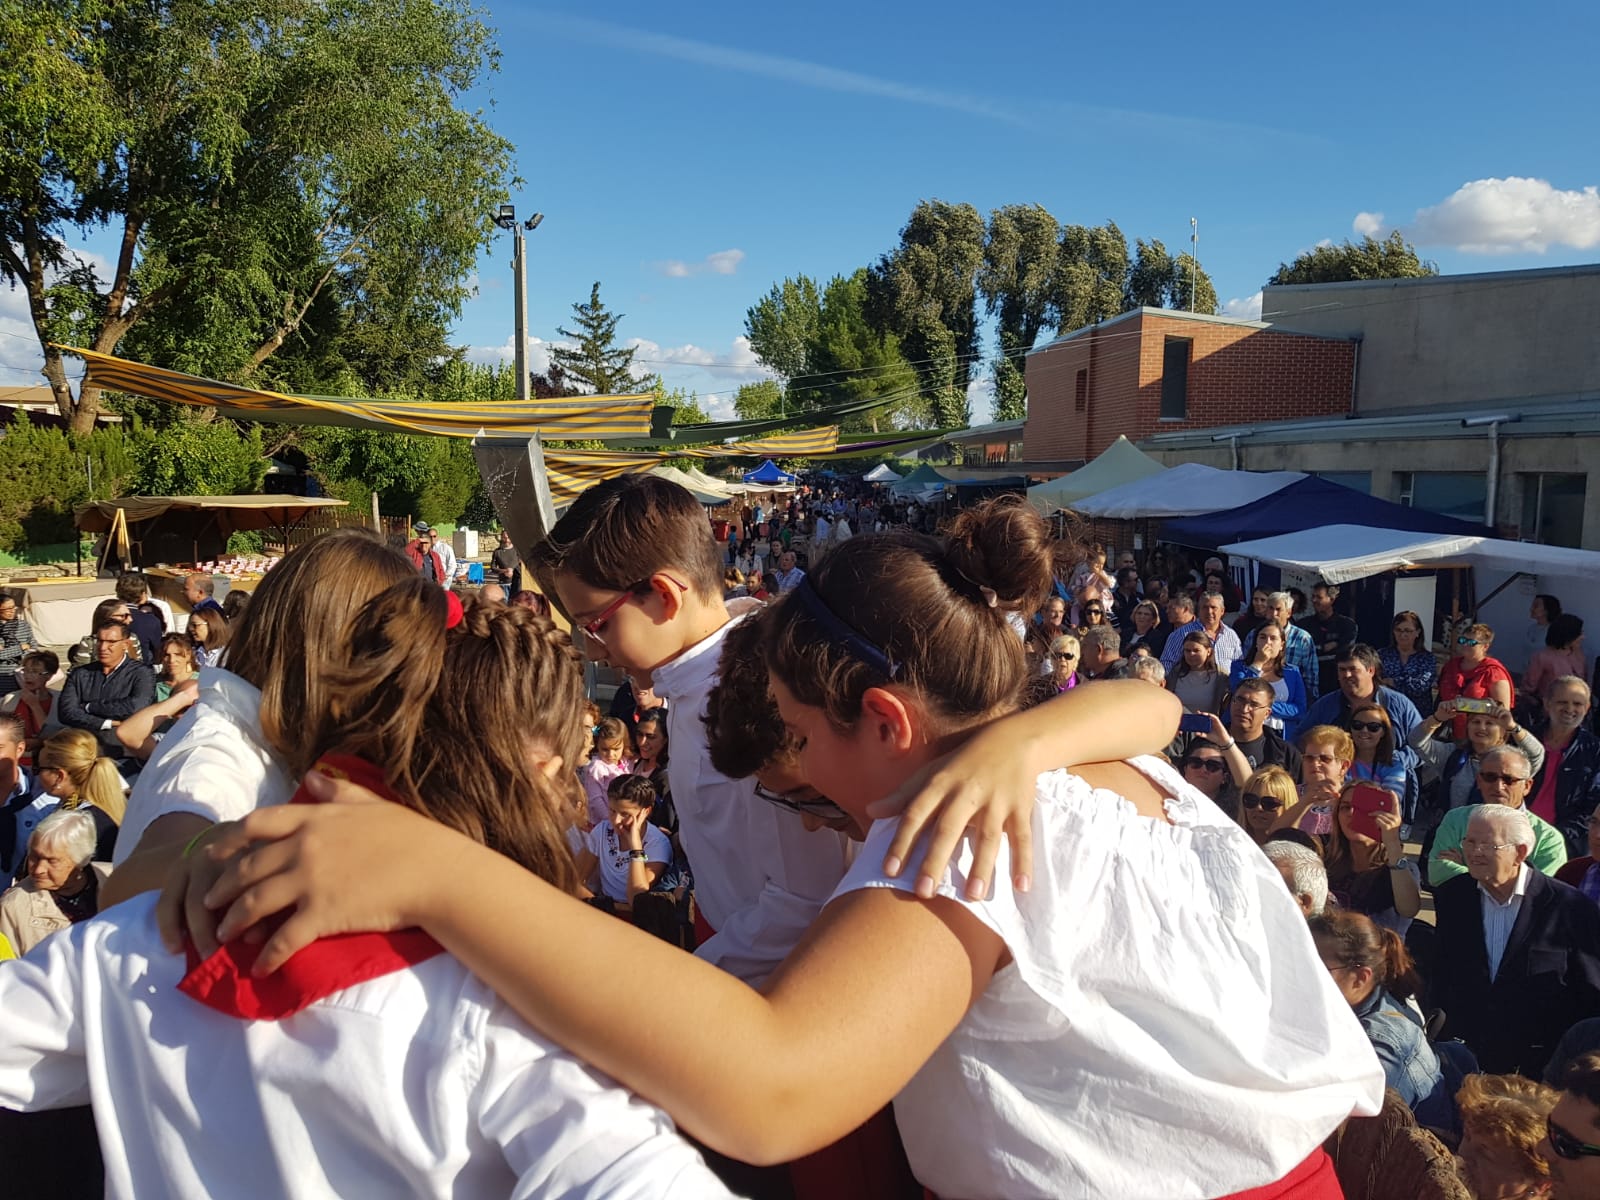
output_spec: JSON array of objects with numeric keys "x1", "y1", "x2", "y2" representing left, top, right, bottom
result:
[{"x1": 1388, "y1": 856, "x2": 1410, "y2": 871}]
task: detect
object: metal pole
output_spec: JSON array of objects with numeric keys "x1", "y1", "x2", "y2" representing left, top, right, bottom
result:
[
  {"x1": 512, "y1": 223, "x2": 529, "y2": 401},
  {"x1": 1189, "y1": 218, "x2": 1198, "y2": 312}
]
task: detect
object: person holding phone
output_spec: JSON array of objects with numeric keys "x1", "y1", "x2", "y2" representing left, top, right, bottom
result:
[
  {"x1": 1439, "y1": 622, "x2": 1515, "y2": 741},
  {"x1": 1323, "y1": 781, "x2": 1421, "y2": 933},
  {"x1": 1411, "y1": 699, "x2": 1544, "y2": 820}
]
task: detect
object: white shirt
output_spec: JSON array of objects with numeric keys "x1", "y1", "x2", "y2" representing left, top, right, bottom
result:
[
  {"x1": 831, "y1": 757, "x2": 1384, "y2": 1199},
  {"x1": 651, "y1": 613, "x2": 850, "y2": 985},
  {"x1": 116, "y1": 667, "x2": 292, "y2": 863},
  {"x1": 586, "y1": 821, "x2": 673, "y2": 904},
  {"x1": 0, "y1": 896, "x2": 732, "y2": 1200},
  {"x1": 773, "y1": 567, "x2": 806, "y2": 593},
  {"x1": 1479, "y1": 862, "x2": 1531, "y2": 981},
  {"x1": 435, "y1": 539, "x2": 458, "y2": 581},
  {"x1": 813, "y1": 516, "x2": 830, "y2": 545},
  {"x1": 833, "y1": 518, "x2": 853, "y2": 543}
]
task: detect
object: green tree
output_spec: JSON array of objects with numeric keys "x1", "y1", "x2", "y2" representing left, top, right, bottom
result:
[
  {"x1": 1051, "y1": 222, "x2": 1131, "y2": 332},
  {"x1": 733, "y1": 379, "x2": 786, "y2": 421},
  {"x1": 131, "y1": 413, "x2": 268, "y2": 497},
  {"x1": 1267, "y1": 232, "x2": 1439, "y2": 286},
  {"x1": 979, "y1": 205, "x2": 1062, "y2": 423},
  {"x1": 551, "y1": 283, "x2": 656, "y2": 395},
  {"x1": 656, "y1": 384, "x2": 713, "y2": 427},
  {"x1": 807, "y1": 271, "x2": 921, "y2": 430},
  {"x1": 743, "y1": 276, "x2": 822, "y2": 382},
  {"x1": 0, "y1": 0, "x2": 513, "y2": 432},
  {"x1": 1124, "y1": 239, "x2": 1218, "y2": 313}
]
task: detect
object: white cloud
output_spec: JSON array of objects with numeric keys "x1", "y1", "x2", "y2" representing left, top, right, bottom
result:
[
  {"x1": 0, "y1": 246, "x2": 113, "y2": 383},
  {"x1": 462, "y1": 335, "x2": 557, "y2": 376},
  {"x1": 1408, "y1": 177, "x2": 1600, "y2": 254},
  {"x1": 1351, "y1": 212, "x2": 1385, "y2": 238},
  {"x1": 1222, "y1": 291, "x2": 1263, "y2": 320},
  {"x1": 966, "y1": 374, "x2": 995, "y2": 425},
  {"x1": 653, "y1": 248, "x2": 746, "y2": 278}
]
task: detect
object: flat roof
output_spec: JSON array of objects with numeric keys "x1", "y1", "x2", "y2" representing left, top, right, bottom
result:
[
  {"x1": 1029, "y1": 306, "x2": 1355, "y2": 355},
  {"x1": 1264, "y1": 259, "x2": 1600, "y2": 298}
]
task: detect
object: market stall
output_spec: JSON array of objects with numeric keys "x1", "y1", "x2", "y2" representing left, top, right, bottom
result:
[
  {"x1": 75, "y1": 495, "x2": 351, "y2": 567},
  {"x1": 1026, "y1": 435, "x2": 1164, "y2": 514}
]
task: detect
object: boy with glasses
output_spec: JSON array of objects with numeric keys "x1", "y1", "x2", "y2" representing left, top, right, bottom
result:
[{"x1": 1427, "y1": 746, "x2": 1569, "y2": 886}]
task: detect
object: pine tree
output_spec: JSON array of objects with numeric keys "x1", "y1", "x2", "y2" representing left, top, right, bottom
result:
[{"x1": 551, "y1": 283, "x2": 655, "y2": 395}]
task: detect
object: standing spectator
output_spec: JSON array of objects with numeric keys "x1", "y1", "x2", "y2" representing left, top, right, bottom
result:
[
  {"x1": 1160, "y1": 591, "x2": 1242, "y2": 676},
  {"x1": 1440, "y1": 622, "x2": 1516, "y2": 741},
  {"x1": 1554, "y1": 801, "x2": 1600, "y2": 905},
  {"x1": 1229, "y1": 621, "x2": 1308, "y2": 737},
  {"x1": 1543, "y1": 1054, "x2": 1600, "y2": 1200},
  {"x1": 1296, "y1": 582, "x2": 1358, "y2": 697},
  {"x1": 1047, "y1": 633, "x2": 1080, "y2": 692},
  {"x1": 580, "y1": 718, "x2": 635, "y2": 829},
  {"x1": 511, "y1": 589, "x2": 550, "y2": 617},
  {"x1": 0, "y1": 593, "x2": 35, "y2": 693},
  {"x1": 1244, "y1": 593, "x2": 1322, "y2": 701},
  {"x1": 1262, "y1": 838, "x2": 1329, "y2": 917},
  {"x1": 182, "y1": 572, "x2": 225, "y2": 624},
  {"x1": 1322, "y1": 777, "x2": 1422, "y2": 931},
  {"x1": 1412, "y1": 699, "x2": 1544, "y2": 820},
  {"x1": 1533, "y1": 677, "x2": 1600, "y2": 856},
  {"x1": 491, "y1": 529, "x2": 520, "y2": 593},
  {"x1": 115, "y1": 573, "x2": 164, "y2": 666},
  {"x1": 1427, "y1": 748, "x2": 1567, "y2": 887},
  {"x1": 0, "y1": 809, "x2": 109, "y2": 956},
  {"x1": 57, "y1": 617, "x2": 155, "y2": 759},
  {"x1": 1120, "y1": 600, "x2": 1163, "y2": 659},
  {"x1": 1066, "y1": 543, "x2": 1113, "y2": 627},
  {"x1": 1429, "y1": 804, "x2": 1600, "y2": 1077},
  {"x1": 1300, "y1": 645, "x2": 1422, "y2": 817},
  {"x1": 405, "y1": 524, "x2": 446, "y2": 584},
  {"x1": 1169, "y1": 630, "x2": 1226, "y2": 715},
  {"x1": 222, "y1": 589, "x2": 251, "y2": 624},
  {"x1": 1175, "y1": 736, "x2": 1244, "y2": 820},
  {"x1": 1077, "y1": 625, "x2": 1129, "y2": 681},
  {"x1": 771, "y1": 550, "x2": 805, "y2": 593},
  {"x1": 1378, "y1": 610, "x2": 1437, "y2": 716},
  {"x1": 1224, "y1": 679, "x2": 1303, "y2": 778},
  {"x1": 1231, "y1": 586, "x2": 1273, "y2": 643},
  {"x1": 1108, "y1": 567, "x2": 1142, "y2": 633},
  {"x1": 432, "y1": 527, "x2": 457, "y2": 583},
  {"x1": 1528, "y1": 593, "x2": 1562, "y2": 662},
  {"x1": 154, "y1": 634, "x2": 199, "y2": 702},
  {"x1": 3, "y1": 650, "x2": 61, "y2": 768},
  {"x1": 1526, "y1": 614, "x2": 1588, "y2": 705},
  {"x1": 1076, "y1": 598, "x2": 1112, "y2": 640}
]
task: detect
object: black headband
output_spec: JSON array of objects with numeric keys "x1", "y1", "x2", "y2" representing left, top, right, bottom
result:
[{"x1": 789, "y1": 578, "x2": 900, "y2": 679}]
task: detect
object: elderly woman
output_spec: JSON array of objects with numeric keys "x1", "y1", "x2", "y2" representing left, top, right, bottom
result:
[
  {"x1": 1273, "y1": 725, "x2": 1354, "y2": 839},
  {"x1": 1454, "y1": 1073, "x2": 1560, "y2": 1200},
  {"x1": 1377, "y1": 610, "x2": 1437, "y2": 715},
  {"x1": 1411, "y1": 699, "x2": 1544, "y2": 814},
  {"x1": 1439, "y1": 622, "x2": 1515, "y2": 741},
  {"x1": 0, "y1": 809, "x2": 110, "y2": 955},
  {"x1": 0, "y1": 593, "x2": 35, "y2": 695},
  {"x1": 1047, "y1": 632, "x2": 1080, "y2": 691}
]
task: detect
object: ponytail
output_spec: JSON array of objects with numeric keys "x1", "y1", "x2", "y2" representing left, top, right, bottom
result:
[
  {"x1": 1377, "y1": 926, "x2": 1424, "y2": 1002},
  {"x1": 1308, "y1": 909, "x2": 1423, "y2": 1001},
  {"x1": 38, "y1": 728, "x2": 126, "y2": 823},
  {"x1": 81, "y1": 756, "x2": 126, "y2": 824}
]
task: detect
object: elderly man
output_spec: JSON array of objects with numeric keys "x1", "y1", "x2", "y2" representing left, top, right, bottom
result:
[
  {"x1": 478, "y1": 583, "x2": 506, "y2": 605},
  {"x1": 1544, "y1": 1053, "x2": 1600, "y2": 1199},
  {"x1": 1430, "y1": 804, "x2": 1600, "y2": 1077},
  {"x1": 1534, "y1": 676, "x2": 1600, "y2": 856},
  {"x1": 771, "y1": 550, "x2": 805, "y2": 594},
  {"x1": 1226, "y1": 677, "x2": 1303, "y2": 777},
  {"x1": 57, "y1": 617, "x2": 155, "y2": 759},
  {"x1": 1244, "y1": 592, "x2": 1320, "y2": 700},
  {"x1": 1295, "y1": 582, "x2": 1359, "y2": 697},
  {"x1": 182, "y1": 572, "x2": 226, "y2": 626},
  {"x1": 1159, "y1": 591, "x2": 1242, "y2": 675},
  {"x1": 1263, "y1": 840, "x2": 1328, "y2": 917},
  {"x1": 1428, "y1": 747, "x2": 1569, "y2": 885},
  {"x1": 1078, "y1": 625, "x2": 1129, "y2": 681}
]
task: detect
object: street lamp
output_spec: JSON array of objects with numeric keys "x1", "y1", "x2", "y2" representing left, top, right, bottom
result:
[{"x1": 490, "y1": 203, "x2": 545, "y2": 399}]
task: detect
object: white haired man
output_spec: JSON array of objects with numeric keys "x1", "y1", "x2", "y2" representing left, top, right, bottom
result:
[
  {"x1": 1430, "y1": 804, "x2": 1600, "y2": 1077},
  {"x1": 1428, "y1": 746, "x2": 1568, "y2": 886},
  {"x1": 1263, "y1": 839, "x2": 1328, "y2": 917}
]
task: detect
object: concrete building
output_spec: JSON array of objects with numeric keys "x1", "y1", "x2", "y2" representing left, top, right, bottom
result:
[
  {"x1": 1141, "y1": 264, "x2": 1600, "y2": 549},
  {"x1": 1021, "y1": 308, "x2": 1356, "y2": 462}
]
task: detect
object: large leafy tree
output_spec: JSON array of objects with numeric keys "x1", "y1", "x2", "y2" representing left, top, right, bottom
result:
[
  {"x1": 733, "y1": 379, "x2": 785, "y2": 421},
  {"x1": 551, "y1": 283, "x2": 656, "y2": 395},
  {"x1": 979, "y1": 205, "x2": 1061, "y2": 422},
  {"x1": 743, "y1": 276, "x2": 821, "y2": 382},
  {"x1": 1267, "y1": 232, "x2": 1438, "y2": 286},
  {"x1": 806, "y1": 271, "x2": 920, "y2": 430},
  {"x1": 0, "y1": 0, "x2": 512, "y2": 433},
  {"x1": 1124, "y1": 239, "x2": 1218, "y2": 313}
]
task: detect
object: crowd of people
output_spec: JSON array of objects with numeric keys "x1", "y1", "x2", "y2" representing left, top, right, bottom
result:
[{"x1": 0, "y1": 493, "x2": 1596, "y2": 1198}]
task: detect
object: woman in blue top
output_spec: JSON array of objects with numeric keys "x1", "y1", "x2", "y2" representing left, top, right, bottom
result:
[
  {"x1": 1347, "y1": 702, "x2": 1410, "y2": 801},
  {"x1": 1228, "y1": 621, "x2": 1306, "y2": 739}
]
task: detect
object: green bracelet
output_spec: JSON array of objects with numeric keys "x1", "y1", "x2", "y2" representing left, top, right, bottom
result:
[{"x1": 182, "y1": 829, "x2": 210, "y2": 859}]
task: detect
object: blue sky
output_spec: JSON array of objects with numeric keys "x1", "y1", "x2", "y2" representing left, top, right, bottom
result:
[{"x1": 5, "y1": 2, "x2": 1599, "y2": 421}]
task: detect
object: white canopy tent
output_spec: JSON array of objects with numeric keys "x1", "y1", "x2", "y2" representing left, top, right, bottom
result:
[
  {"x1": 647, "y1": 466, "x2": 734, "y2": 507},
  {"x1": 681, "y1": 466, "x2": 746, "y2": 496},
  {"x1": 863, "y1": 463, "x2": 902, "y2": 483},
  {"x1": 1072, "y1": 463, "x2": 1307, "y2": 519},
  {"x1": 1026, "y1": 435, "x2": 1165, "y2": 512}
]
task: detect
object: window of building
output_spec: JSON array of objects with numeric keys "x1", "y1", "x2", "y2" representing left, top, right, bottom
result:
[
  {"x1": 1396, "y1": 472, "x2": 1488, "y2": 523},
  {"x1": 1519, "y1": 473, "x2": 1587, "y2": 548},
  {"x1": 1159, "y1": 339, "x2": 1190, "y2": 420},
  {"x1": 1074, "y1": 368, "x2": 1088, "y2": 412},
  {"x1": 1312, "y1": 471, "x2": 1372, "y2": 494}
]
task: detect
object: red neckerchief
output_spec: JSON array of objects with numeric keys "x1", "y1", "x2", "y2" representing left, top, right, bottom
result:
[{"x1": 177, "y1": 754, "x2": 443, "y2": 1021}]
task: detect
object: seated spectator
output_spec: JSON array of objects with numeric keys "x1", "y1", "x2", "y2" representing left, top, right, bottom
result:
[
  {"x1": 0, "y1": 809, "x2": 109, "y2": 956},
  {"x1": 510, "y1": 589, "x2": 551, "y2": 617},
  {"x1": 0, "y1": 592, "x2": 35, "y2": 693},
  {"x1": 35, "y1": 728, "x2": 124, "y2": 863},
  {"x1": 576, "y1": 774, "x2": 673, "y2": 912},
  {"x1": 187, "y1": 607, "x2": 230, "y2": 668},
  {"x1": 1378, "y1": 610, "x2": 1438, "y2": 716},
  {"x1": 1047, "y1": 633, "x2": 1080, "y2": 692},
  {"x1": 1077, "y1": 624, "x2": 1128, "y2": 681},
  {"x1": 2, "y1": 650, "x2": 62, "y2": 768},
  {"x1": 1076, "y1": 597, "x2": 1112, "y2": 639},
  {"x1": 580, "y1": 717, "x2": 635, "y2": 828},
  {"x1": 1413, "y1": 699, "x2": 1545, "y2": 820},
  {"x1": 1169, "y1": 629, "x2": 1226, "y2": 715},
  {"x1": 1238, "y1": 765, "x2": 1297, "y2": 845},
  {"x1": 1225, "y1": 678, "x2": 1304, "y2": 777},
  {"x1": 1526, "y1": 615, "x2": 1588, "y2": 718},
  {"x1": 1262, "y1": 837, "x2": 1329, "y2": 917},
  {"x1": 155, "y1": 633, "x2": 198, "y2": 702},
  {"x1": 222, "y1": 588, "x2": 251, "y2": 623},
  {"x1": 115, "y1": 572, "x2": 165, "y2": 666},
  {"x1": 476, "y1": 583, "x2": 506, "y2": 605},
  {"x1": 1430, "y1": 805, "x2": 1600, "y2": 1077},
  {"x1": 1455, "y1": 1073, "x2": 1560, "y2": 1199},
  {"x1": 1229, "y1": 620, "x2": 1307, "y2": 736},
  {"x1": 1274, "y1": 725, "x2": 1354, "y2": 840},
  {"x1": 771, "y1": 549, "x2": 805, "y2": 593},
  {"x1": 75, "y1": 598, "x2": 142, "y2": 666},
  {"x1": 1428, "y1": 748, "x2": 1568, "y2": 887},
  {"x1": 1309, "y1": 908, "x2": 1449, "y2": 1127},
  {"x1": 745, "y1": 569, "x2": 769, "y2": 601},
  {"x1": 115, "y1": 680, "x2": 200, "y2": 762},
  {"x1": 723, "y1": 567, "x2": 748, "y2": 600},
  {"x1": 1029, "y1": 596, "x2": 1069, "y2": 666},
  {"x1": 1544, "y1": 1053, "x2": 1600, "y2": 1199},
  {"x1": 0, "y1": 714, "x2": 39, "y2": 879},
  {"x1": 57, "y1": 616, "x2": 155, "y2": 759},
  {"x1": 1324, "y1": 779, "x2": 1422, "y2": 932},
  {"x1": 1302, "y1": 644, "x2": 1422, "y2": 818},
  {"x1": 1177, "y1": 738, "x2": 1239, "y2": 819},
  {"x1": 1120, "y1": 599, "x2": 1163, "y2": 659},
  {"x1": 1348, "y1": 702, "x2": 1412, "y2": 804},
  {"x1": 1243, "y1": 592, "x2": 1321, "y2": 701},
  {"x1": 1554, "y1": 801, "x2": 1600, "y2": 906},
  {"x1": 1440, "y1": 623, "x2": 1516, "y2": 741},
  {"x1": 1535, "y1": 677, "x2": 1600, "y2": 857}
]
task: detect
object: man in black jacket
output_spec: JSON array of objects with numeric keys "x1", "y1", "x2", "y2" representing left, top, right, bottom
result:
[
  {"x1": 1431, "y1": 805, "x2": 1600, "y2": 1078},
  {"x1": 1532, "y1": 676, "x2": 1600, "y2": 856},
  {"x1": 57, "y1": 618, "x2": 155, "y2": 759}
]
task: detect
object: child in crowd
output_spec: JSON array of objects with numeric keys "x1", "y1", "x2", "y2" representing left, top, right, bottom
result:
[
  {"x1": 0, "y1": 581, "x2": 732, "y2": 1199},
  {"x1": 1170, "y1": 629, "x2": 1227, "y2": 714},
  {"x1": 577, "y1": 774, "x2": 673, "y2": 911},
  {"x1": 3, "y1": 650, "x2": 61, "y2": 768},
  {"x1": 580, "y1": 717, "x2": 635, "y2": 828}
]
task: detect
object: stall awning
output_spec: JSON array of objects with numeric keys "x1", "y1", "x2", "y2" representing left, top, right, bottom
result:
[
  {"x1": 1162, "y1": 476, "x2": 1489, "y2": 548},
  {"x1": 1027, "y1": 436, "x2": 1165, "y2": 512},
  {"x1": 1218, "y1": 524, "x2": 1600, "y2": 585},
  {"x1": 1072, "y1": 464, "x2": 1307, "y2": 519},
  {"x1": 74, "y1": 494, "x2": 348, "y2": 534}
]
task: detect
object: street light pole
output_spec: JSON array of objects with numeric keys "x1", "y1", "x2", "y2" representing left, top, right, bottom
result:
[
  {"x1": 492, "y1": 204, "x2": 544, "y2": 401},
  {"x1": 1189, "y1": 217, "x2": 1198, "y2": 312}
]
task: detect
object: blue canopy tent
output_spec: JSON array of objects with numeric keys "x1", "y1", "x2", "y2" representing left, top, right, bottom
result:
[
  {"x1": 1161, "y1": 476, "x2": 1492, "y2": 550},
  {"x1": 742, "y1": 459, "x2": 798, "y2": 486}
]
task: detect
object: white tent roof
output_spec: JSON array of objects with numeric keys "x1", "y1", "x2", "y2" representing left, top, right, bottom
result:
[
  {"x1": 682, "y1": 466, "x2": 745, "y2": 496},
  {"x1": 1072, "y1": 463, "x2": 1307, "y2": 519},
  {"x1": 1219, "y1": 524, "x2": 1600, "y2": 585},
  {"x1": 863, "y1": 463, "x2": 902, "y2": 483},
  {"x1": 1026, "y1": 435, "x2": 1165, "y2": 512},
  {"x1": 648, "y1": 466, "x2": 733, "y2": 507}
]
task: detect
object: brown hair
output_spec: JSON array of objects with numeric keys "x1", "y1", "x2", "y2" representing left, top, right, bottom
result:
[
  {"x1": 114, "y1": 572, "x2": 148, "y2": 604},
  {"x1": 22, "y1": 649, "x2": 59, "y2": 678},
  {"x1": 1248, "y1": 620, "x2": 1289, "y2": 675},
  {"x1": 1455, "y1": 1073, "x2": 1558, "y2": 1181},
  {"x1": 1349, "y1": 703, "x2": 1396, "y2": 766},
  {"x1": 705, "y1": 613, "x2": 795, "y2": 780},
  {"x1": 530, "y1": 474, "x2": 724, "y2": 607},
  {"x1": 767, "y1": 496, "x2": 1063, "y2": 732},
  {"x1": 1307, "y1": 908, "x2": 1422, "y2": 1000},
  {"x1": 1390, "y1": 609, "x2": 1427, "y2": 651},
  {"x1": 593, "y1": 717, "x2": 630, "y2": 754},
  {"x1": 159, "y1": 633, "x2": 197, "y2": 674},
  {"x1": 1466, "y1": 622, "x2": 1495, "y2": 646},
  {"x1": 1231, "y1": 675, "x2": 1276, "y2": 705},
  {"x1": 307, "y1": 578, "x2": 582, "y2": 893},
  {"x1": 225, "y1": 528, "x2": 415, "y2": 778},
  {"x1": 38, "y1": 728, "x2": 126, "y2": 824},
  {"x1": 90, "y1": 598, "x2": 128, "y2": 636},
  {"x1": 1173, "y1": 629, "x2": 1216, "y2": 679},
  {"x1": 190, "y1": 608, "x2": 230, "y2": 654},
  {"x1": 222, "y1": 590, "x2": 252, "y2": 622}
]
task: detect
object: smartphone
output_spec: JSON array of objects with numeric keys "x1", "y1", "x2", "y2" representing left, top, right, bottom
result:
[
  {"x1": 1345, "y1": 782, "x2": 1394, "y2": 842},
  {"x1": 1454, "y1": 697, "x2": 1496, "y2": 715},
  {"x1": 1177, "y1": 713, "x2": 1213, "y2": 734}
]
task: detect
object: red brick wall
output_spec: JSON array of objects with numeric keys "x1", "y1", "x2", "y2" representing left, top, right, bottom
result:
[{"x1": 1023, "y1": 312, "x2": 1356, "y2": 460}]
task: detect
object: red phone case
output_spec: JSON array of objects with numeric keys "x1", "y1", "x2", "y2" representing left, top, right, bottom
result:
[{"x1": 1346, "y1": 784, "x2": 1391, "y2": 841}]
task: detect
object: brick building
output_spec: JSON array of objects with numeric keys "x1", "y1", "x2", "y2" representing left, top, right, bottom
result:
[{"x1": 1021, "y1": 309, "x2": 1356, "y2": 462}]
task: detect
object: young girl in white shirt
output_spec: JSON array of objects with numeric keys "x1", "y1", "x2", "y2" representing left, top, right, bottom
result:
[{"x1": 189, "y1": 500, "x2": 1383, "y2": 1199}]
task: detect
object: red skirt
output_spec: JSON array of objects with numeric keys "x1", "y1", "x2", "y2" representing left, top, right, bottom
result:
[{"x1": 922, "y1": 1148, "x2": 1343, "y2": 1200}]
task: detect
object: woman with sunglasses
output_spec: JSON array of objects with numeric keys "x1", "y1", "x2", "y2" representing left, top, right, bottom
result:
[
  {"x1": 1047, "y1": 633, "x2": 1080, "y2": 692},
  {"x1": 1075, "y1": 599, "x2": 1111, "y2": 639},
  {"x1": 1178, "y1": 740, "x2": 1238, "y2": 820},
  {"x1": 1439, "y1": 622, "x2": 1515, "y2": 742},
  {"x1": 1545, "y1": 1053, "x2": 1600, "y2": 1199},
  {"x1": 1347, "y1": 704, "x2": 1410, "y2": 801},
  {"x1": 1238, "y1": 766, "x2": 1297, "y2": 845},
  {"x1": 1457, "y1": 1073, "x2": 1561, "y2": 1200}
]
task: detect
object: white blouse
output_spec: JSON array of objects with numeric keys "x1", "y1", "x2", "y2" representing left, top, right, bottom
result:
[{"x1": 833, "y1": 756, "x2": 1383, "y2": 1199}]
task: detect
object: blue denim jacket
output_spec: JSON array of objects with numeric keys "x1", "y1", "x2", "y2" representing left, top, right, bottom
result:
[{"x1": 1355, "y1": 987, "x2": 1451, "y2": 1127}]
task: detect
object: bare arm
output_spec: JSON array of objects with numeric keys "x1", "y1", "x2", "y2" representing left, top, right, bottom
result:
[
  {"x1": 98, "y1": 812, "x2": 212, "y2": 909},
  {"x1": 114, "y1": 686, "x2": 197, "y2": 759}
]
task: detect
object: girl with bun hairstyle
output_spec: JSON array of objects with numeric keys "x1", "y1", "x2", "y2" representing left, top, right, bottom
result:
[{"x1": 168, "y1": 500, "x2": 1380, "y2": 1199}]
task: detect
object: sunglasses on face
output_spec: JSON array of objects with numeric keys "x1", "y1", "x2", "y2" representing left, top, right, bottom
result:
[
  {"x1": 1183, "y1": 758, "x2": 1226, "y2": 774},
  {"x1": 1241, "y1": 793, "x2": 1284, "y2": 812},
  {"x1": 1055, "y1": 652, "x2": 1077, "y2": 661},
  {"x1": 1350, "y1": 721, "x2": 1386, "y2": 734},
  {"x1": 1456, "y1": 636, "x2": 1481, "y2": 646},
  {"x1": 1547, "y1": 1113, "x2": 1600, "y2": 1159},
  {"x1": 1304, "y1": 752, "x2": 1340, "y2": 764}
]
